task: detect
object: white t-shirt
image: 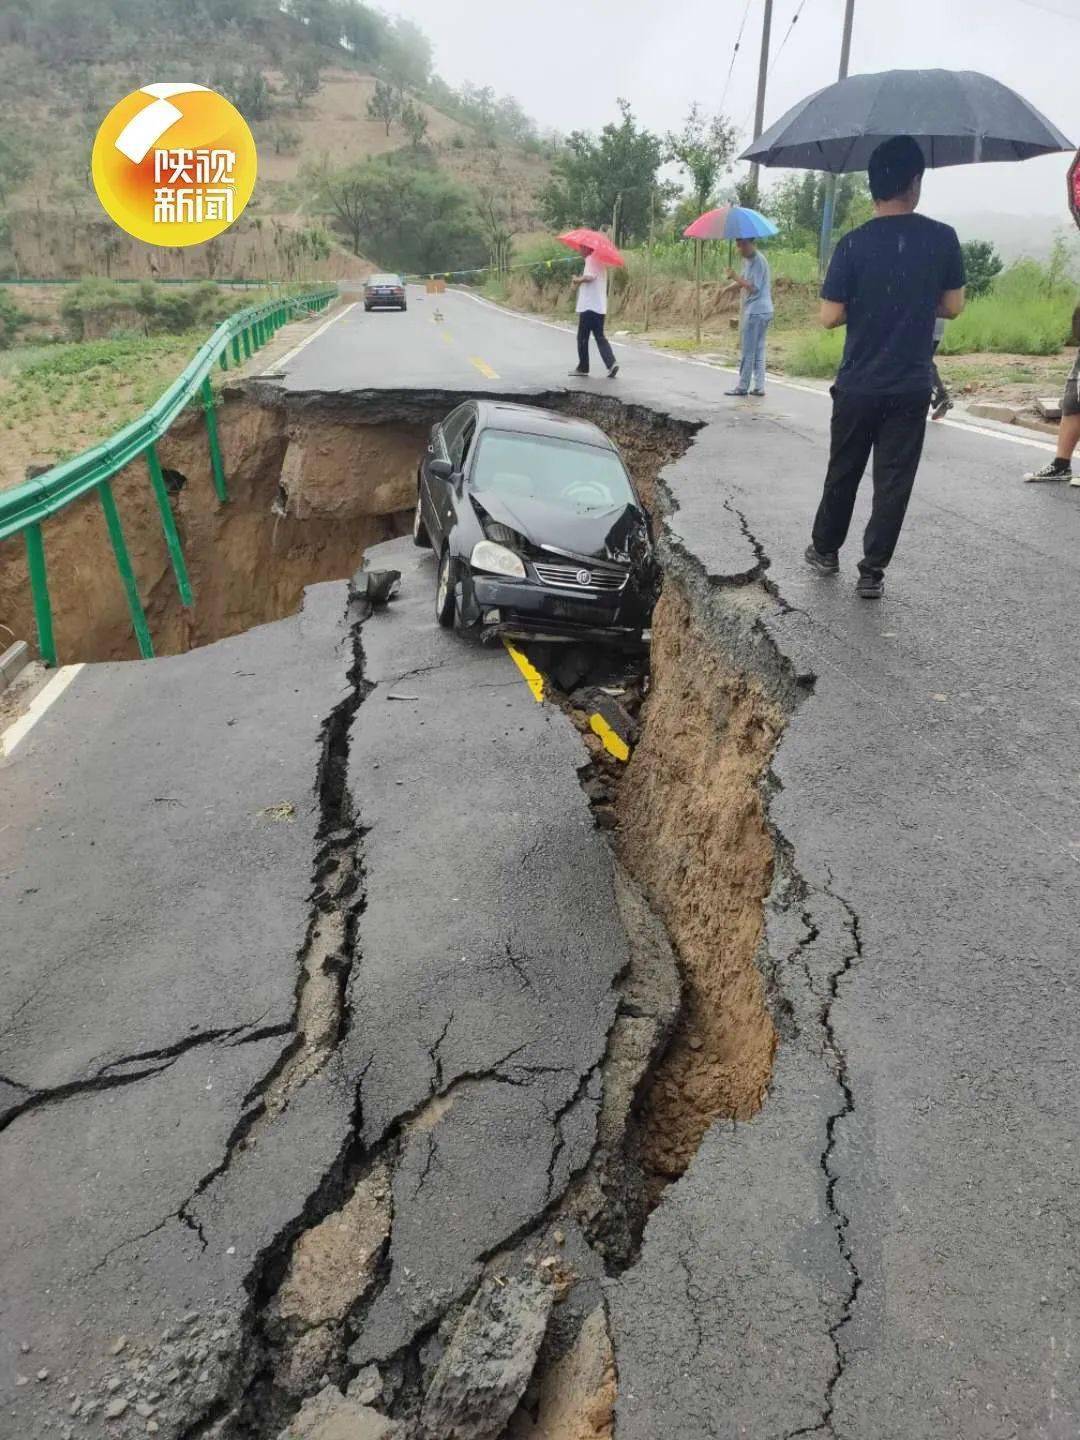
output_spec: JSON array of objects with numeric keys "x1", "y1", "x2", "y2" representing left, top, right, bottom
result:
[{"x1": 576, "y1": 255, "x2": 607, "y2": 315}]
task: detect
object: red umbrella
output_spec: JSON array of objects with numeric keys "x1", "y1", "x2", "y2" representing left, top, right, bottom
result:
[{"x1": 557, "y1": 229, "x2": 625, "y2": 267}]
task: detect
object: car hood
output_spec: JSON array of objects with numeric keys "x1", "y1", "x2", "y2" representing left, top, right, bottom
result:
[{"x1": 470, "y1": 490, "x2": 647, "y2": 563}]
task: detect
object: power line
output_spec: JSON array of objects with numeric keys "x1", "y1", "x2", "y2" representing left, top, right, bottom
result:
[
  {"x1": 738, "y1": 0, "x2": 812, "y2": 131},
  {"x1": 771, "y1": 0, "x2": 811, "y2": 68},
  {"x1": 720, "y1": 0, "x2": 756, "y2": 115}
]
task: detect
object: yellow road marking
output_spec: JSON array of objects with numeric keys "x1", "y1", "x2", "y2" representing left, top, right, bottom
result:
[
  {"x1": 504, "y1": 642, "x2": 544, "y2": 703},
  {"x1": 468, "y1": 356, "x2": 500, "y2": 380},
  {"x1": 589, "y1": 712, "x2": 630, "y2": 763}
]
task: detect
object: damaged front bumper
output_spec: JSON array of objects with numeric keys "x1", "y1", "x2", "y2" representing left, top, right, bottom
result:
[{"x1": 459, "y1": 572, "x2": 652, "y2": 648}]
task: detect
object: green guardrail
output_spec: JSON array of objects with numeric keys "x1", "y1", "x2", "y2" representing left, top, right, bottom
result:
[{"x1": 0, "y1": 285, "x2": 337, "y2": 667}]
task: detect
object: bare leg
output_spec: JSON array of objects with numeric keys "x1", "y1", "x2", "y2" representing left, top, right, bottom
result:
[{"x1": 1056, "y1": 413, "x2": 1080, "y2": 462}]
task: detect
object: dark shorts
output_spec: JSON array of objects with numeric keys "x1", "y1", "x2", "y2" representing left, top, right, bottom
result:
[{"x1": 1063, "y1": 354, "x2": 1080, "y2": 417}]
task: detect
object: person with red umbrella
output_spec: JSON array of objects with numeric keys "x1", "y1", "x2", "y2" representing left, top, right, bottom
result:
[{"x1": 560, "y1": 228, "x2": 622, "y2": 380}]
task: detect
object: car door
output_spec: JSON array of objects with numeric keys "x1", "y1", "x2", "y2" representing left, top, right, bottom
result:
[
  {"x1": 428, "y1": 404, "x2": 474, "y2": 550},
  {"x1": 423, "y1": 404, "x2": 467, "y2": 550}
]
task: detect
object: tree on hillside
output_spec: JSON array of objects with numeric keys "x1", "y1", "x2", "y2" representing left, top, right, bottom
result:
[
  {"x1": 476, "y1": 154, "x2": 522, "y2": 275},
  {"x1": 383, "y1": 16, "x2": 433, "y2": 91},
  {"x1": 960, "y1": 239, "x2": 1004, "y2": 298},
  {"x1": 0, "y1": 126, "x2": 31, "y2": 204},
  {"x1": 540, "y1": 100, "x2": 667, "y2": 245},
  {"x1": 340, "y1": 3, "x2": 387, "y2": 61},
  {"x1": 368, "y1": 80, "x2": 401, "y2": 136},
  {"x1": 666, "y1": 104, "x2": 738, "y2": 215},
  {"x1": 314, "y1": 156, "x2": 485, "y2": 272},
  {"x1": 400, "y1": 100, "x2": 429, "y2": 151},
  {"x1": 213, "y1": 64, "x2": 270, "y2": 120},
  {"x1": 285, "y1": 51, "x2": 321, "y2": 107},
  {"x1": 315, "y1": 161, "x2": 381, "y2": 255}
]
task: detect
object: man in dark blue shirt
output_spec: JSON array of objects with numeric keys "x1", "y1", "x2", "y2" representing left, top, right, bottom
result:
[{"x1": 805, "y1": 136, "x2": 966, "y2": 597}]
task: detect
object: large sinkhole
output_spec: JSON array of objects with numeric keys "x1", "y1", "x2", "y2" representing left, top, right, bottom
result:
[
  {"x1": 2, "y1": 386, "x2": 793, "y2": 1435},
  {"x1": 1, "y1": 380, "x2": 786, "y2": 1199},
  {"x1": 0, "y1": 385, "x2": 690, "y2": 666}
]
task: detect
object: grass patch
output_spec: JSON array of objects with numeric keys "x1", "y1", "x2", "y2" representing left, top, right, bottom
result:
[
  {"x1": 785, "y1": 327, "x2": 844, "y2": 379},
  {"x1": 0, "y1": 330, "x2": 214, "y2": 486}
]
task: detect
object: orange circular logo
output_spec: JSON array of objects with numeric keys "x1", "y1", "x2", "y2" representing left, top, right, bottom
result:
[{"x1": 92, "y1": 84, "x2": 256, "y2": 247}]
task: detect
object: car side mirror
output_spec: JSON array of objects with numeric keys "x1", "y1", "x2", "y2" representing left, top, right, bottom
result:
[{"x1": 429, "y1": 458, "x2": 454, "y2": 481}]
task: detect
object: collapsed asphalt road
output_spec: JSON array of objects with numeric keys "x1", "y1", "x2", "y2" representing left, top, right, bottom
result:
[
  {"x1": 260, "y1": 287, "x2": 1080, "y2": 1438},
  {"x1": 1, "y1": 541, "x2": 682, "y2": 1438},
  {"x1": 3, "y1": 281, "x2": 1080, "y2": 1439}
]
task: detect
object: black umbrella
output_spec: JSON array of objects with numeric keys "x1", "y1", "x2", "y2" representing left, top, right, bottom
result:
[{"x1": 740, "y1": 69, "x2": 1073, "y2": 173}]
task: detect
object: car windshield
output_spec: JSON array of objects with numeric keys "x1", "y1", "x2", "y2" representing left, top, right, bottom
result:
[
  {"x1": 369, "y1": 276, "x2": 400, "y2": 285},
  {"x1": 472, "y1": 432, "x2": 635, "y2": 515}
]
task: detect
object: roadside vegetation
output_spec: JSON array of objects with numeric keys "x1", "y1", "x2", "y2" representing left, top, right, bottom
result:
[
  {"x1": 0, "y1": 280, "x2": 307, "y2": 487},
  {"x1": 0, "y1": 0, "x2": 1077, "y2": 483}
]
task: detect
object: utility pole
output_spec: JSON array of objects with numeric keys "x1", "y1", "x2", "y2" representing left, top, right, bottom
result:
[
  {"x1": 748, "y1": 0, "x2": 774, "y2": 205},
  {"x1": 818, "y1": 0, "x2": 856, "y2": 273}
]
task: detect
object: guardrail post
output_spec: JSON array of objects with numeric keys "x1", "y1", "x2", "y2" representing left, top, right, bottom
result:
[
  {"x1": 200, "y1": 376, "x2": 228, "y2": 503},
  {"x1": 242, "y1": 327, "x2": 251, "y2": 360},
  {"x1": 146, "y1": 443, "x2": 193, "y2": 606},
  {"x1": 231, "y1": 333, "x2": 241, "y2": 365},
  {"x1": 98, "y1": 479, "x2": 154, "y2": 660},
  {"x1": 24, "y1": 522, "x2": 57, "y2": 668},
  {"x1": 219, "y1": 346, "x2": 229, "y2": 371}
]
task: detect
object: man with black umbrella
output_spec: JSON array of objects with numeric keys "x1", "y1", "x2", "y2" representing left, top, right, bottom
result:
[{"x1": 805, "y1": 135, "x2": 966, "y2": 597}]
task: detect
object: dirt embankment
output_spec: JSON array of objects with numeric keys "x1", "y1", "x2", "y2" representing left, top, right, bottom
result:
[
  {"x1": 0, "y1": 393, "x2": 422, "y2": 664},
  {"x1": 616, "y1": 584, "x2": 784, "y2": 1187}
]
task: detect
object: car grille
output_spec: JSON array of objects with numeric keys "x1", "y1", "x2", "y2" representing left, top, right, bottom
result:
[{"x1": 533, "y1": 561, "x2": 627, "y2": 592}]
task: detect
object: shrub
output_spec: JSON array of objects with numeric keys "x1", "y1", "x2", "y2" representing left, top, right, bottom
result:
[
  {"x1": 0, "y1": 285, "x2": 27, "y2": 347},
  {"x1": 59, "y1": 279, "x2": 133, "y2": 340}
]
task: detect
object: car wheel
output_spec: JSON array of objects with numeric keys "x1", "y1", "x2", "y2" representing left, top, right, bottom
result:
[
  {"x1": 364, "y1": 304, "x2": 372, "y2": 312},
  {"x1": 401, "y1": 303, "x2": 407, "y2": 312},
  {"x1": 435, "y1": 548, "x2": 457, "y2": 628},
  {"x1": 412, "y1": 491, "x2": 431, "y2": 549}
]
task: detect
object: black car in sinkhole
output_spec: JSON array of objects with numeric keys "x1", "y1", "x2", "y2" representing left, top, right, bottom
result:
[{"x1": 412, "y1": 400, "x2": 657, "y2": 645}]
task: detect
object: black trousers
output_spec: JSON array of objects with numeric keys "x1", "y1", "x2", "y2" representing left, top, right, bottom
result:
[
  {"x1": 811, "y1": 388, "x2": 930, "y2": 576},
  {"x1": 577, "y1": 310, "x2": 615, "y2": 372}
]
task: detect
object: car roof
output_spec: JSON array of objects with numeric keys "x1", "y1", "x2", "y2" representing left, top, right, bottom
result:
[{"x1": 473, "y1": 402, "x2": 616, "y2": 451}]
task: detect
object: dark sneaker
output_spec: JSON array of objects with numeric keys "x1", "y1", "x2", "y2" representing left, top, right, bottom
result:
[
  {"x1": 856, "y1": 571, "x2": 885, "y2": 599},
  {"x1": 931, "y1": 397, "x2": 953, "y2": 420},
  {"x1": 1024, "y1": 460, "x2": 1071, "y2": 482},
  {"x1": 804, "y1": 544, "x2": 840, "y2": 575},
  {"x1": 725, "y1": 388, "x2": 749, "y2": 397},
  {"x1": 607, "y1": 363, "x2": 620, "y2": 379},
  {"x1": 750, "y1": 389, "x2": 766, "y2": 397},
  {"x1": 568, "y1": 368, "x2": 588, "y2": 377}
]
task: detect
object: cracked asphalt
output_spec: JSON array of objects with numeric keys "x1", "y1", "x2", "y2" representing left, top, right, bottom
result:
[
  {"x1": 0, "y1": 532, "x2": 634, "y2": 1437},
  {"x1": 2, "y1": 282, "x2": 1079, "y2": 1438},
  {"x1": 269, "y1": 288, "x2": 1080, "y2": 1437}
]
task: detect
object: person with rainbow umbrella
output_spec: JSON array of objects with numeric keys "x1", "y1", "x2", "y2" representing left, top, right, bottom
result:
[{"x1": 684, "y1": 205, "x2": 778, "y2": 397}]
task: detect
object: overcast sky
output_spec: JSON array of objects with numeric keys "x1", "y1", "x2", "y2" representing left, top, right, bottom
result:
[{"x1": 392, "y1": 0, "x2": 1079, "y2": 224}]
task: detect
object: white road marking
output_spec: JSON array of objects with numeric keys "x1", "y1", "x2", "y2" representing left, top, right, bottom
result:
[
  {"x1": 263, "y1": 302, "x2": 359, "y2": 377},
  {"x1": 454, "y1": 290, "x2": 1055, "y2": 455},
  {"x1": 1, "y1": 664, "x2": 84, "y2": 759}
]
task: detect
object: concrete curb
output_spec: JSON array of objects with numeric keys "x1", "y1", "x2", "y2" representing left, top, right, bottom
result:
[{"x1": 0, "y1": 640, "x2": 30, "y2": 692}]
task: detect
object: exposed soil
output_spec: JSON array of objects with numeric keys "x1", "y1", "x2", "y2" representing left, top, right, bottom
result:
[
  {"x1": 616, "y1": 585, "x2": 784, "y2": 1187},
  {"x1": 0, "y1": 393, "x2": 422, "y2": 665},
  {"x1": 2, "y1": 386, "x2": 793, "y2": 1439}
]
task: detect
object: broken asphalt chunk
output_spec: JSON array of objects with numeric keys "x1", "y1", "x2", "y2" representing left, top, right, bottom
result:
[{"x1": 419, "y1": 1272, "x2": 554, "y2": 1440}]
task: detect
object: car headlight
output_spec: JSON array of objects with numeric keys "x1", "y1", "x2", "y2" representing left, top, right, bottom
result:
[{"x1": 471, "y1": 540, "x2": 526, "y2": 579}]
